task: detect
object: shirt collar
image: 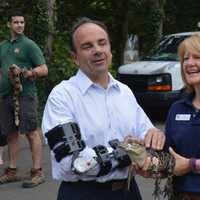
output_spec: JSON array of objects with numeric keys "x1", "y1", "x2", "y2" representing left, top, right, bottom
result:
[
  {"x1": 75, "y1": 69, "x2": 120, "y2": 94},
  {"x1": 9, "y1": 34, "x2": 25, "y2": 43},
  {"x1": 108, "y1": 73, "x2": 120, "y2": 90},
  {"x1": 180, "y1": 93, "x2": 194, "y2": 107}
]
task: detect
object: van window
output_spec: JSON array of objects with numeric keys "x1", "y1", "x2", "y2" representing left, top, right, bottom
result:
[{"x1": 143, "y1": 35, "x2": 187, "y2": 62}]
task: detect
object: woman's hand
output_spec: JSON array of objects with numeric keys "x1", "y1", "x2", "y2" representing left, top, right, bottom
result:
[{"x1": 169, "y1": 147, "x2": 190, "y2": 176}]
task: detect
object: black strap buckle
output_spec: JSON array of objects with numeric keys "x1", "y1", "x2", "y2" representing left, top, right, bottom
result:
[
  {"x1": 93, "y1": 145, "x2": 112, "y2": 176},
  {"x1": 109, "y1": 139, "x2": 131, "y2": 168}
]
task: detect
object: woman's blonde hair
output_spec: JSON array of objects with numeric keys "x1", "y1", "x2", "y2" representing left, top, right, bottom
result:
[{"x1": 178, "y1": 34, "x2": 200, "y2": 94}]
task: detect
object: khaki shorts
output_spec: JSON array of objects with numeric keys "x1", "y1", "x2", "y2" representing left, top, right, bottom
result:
[{"x1": 0, "y1": 95, "x2": 38, "y2": 135}]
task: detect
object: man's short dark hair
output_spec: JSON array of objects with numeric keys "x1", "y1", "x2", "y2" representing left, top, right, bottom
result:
[
  {"x1": 70, "y1": 17, "x2": 109, "y2": 52},
  {"x1": 8, "y1": 10, "x2": 25, "y2": 22}
]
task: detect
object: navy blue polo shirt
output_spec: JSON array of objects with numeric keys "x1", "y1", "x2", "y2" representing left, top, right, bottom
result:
[{"x1": 165, "y1": 94, "x2": 200, "y2": 193}]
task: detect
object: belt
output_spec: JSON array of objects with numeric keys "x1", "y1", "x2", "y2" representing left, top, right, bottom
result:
[
  {"x1": 1, "y1": 95, "x2": 11, "y2": 99},
  {"x1": 64, "y1": 180, "x2": 128, "y2": 191},
  {"x1": 176, "y1": 192, "x2": 200, "y2": 200}
]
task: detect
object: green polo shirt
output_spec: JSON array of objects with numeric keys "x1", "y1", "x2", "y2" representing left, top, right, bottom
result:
[{"x1": 0, "y1": 34, "x2": 46, "y2": 97}]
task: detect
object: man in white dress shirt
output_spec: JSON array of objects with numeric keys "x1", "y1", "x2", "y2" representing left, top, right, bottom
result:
[{"x1": 42, "y1": 17, "x2": 165, "y2": 200}]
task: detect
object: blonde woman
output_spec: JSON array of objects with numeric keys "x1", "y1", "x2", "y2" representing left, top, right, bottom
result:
[{"x1": 165, "y1": 34, "x2": 200, "y2": 199}]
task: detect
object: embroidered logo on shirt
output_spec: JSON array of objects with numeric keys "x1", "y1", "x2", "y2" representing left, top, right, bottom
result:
[
  {"x1": 14, "y1": 48, "x2": 20, "y2": 53},
  {"x1": 175, "y1": 114, "x2": 191, "y2": 121}
]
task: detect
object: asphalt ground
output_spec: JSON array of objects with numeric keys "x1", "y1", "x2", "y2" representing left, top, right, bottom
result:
[{"x1": 0, "y1": 137, "x2": 59, "y2": 200}]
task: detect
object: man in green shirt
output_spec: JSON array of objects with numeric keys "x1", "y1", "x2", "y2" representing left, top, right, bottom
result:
[{"x1": 0, "y1": 11, "x2": 48, "y2": 188}]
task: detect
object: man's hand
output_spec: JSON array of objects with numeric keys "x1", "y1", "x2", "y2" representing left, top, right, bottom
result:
[
  {"x1": 22, "y1": 69, "x2": 37, "y2": 80},
  {"x1": 144, "y1": 128, "x2": 165, "y2": 150},
  {"x1": 169, "y1": 147, "x2": 190, "y2": 176}
]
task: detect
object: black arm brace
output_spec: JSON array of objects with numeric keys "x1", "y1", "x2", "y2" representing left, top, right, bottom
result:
[
  {"x1": 45, "y1": 123, "x2": 85, "y2": 162},
  {"x1": 93, "y1": 139, "x2": 131, "y2": 176},
  {"x1": 93, "y1": 145, "x2": 112, "y2": 176},
  {"x1": 109, "y1": 139, "x2": 131, "y2": 168}
]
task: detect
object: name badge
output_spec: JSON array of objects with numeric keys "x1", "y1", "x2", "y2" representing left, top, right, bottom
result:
[{"x1": 175, "y1": 114, "x2": 191, "y2": 121}]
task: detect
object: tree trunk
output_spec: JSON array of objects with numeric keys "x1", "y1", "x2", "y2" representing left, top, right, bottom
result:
[
  {"x1": 45, "y1": 0, "x2": 56, "y2": 62},
  {"x1": 149, "y1": 0, "x2": 166, "y2": 41},
  {"x1": 111, "y1": 0, "x2": 130, "y2": 68}
]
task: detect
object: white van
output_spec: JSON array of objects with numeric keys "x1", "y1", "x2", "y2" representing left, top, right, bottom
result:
[{"x1": 118, "y1": 32, "x2": 200, "y2": 108}]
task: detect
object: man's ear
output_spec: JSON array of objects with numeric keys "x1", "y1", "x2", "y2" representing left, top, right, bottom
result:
[{"x1": 71, "y1": 51, "x2": 79, "y2": 66}]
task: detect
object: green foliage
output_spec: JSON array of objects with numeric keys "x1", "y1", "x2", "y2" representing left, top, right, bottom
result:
[
  {"x1": 164, "y1": 0, "x2": 200, "y2": 33},
  {"x1": 0, "y1": 11, "x2": 8, "y2": 41},
  {"x1": 37, "y1": 32, "x2": 77, "y2": 121},
  {"x1": 142, "y1": 8, "x2": 163, "y2": 53},
  {"x1": 26, "y1": 0, "x2": 48, "y2": 48},
  {"x1": 47, "y1": 33, "x2": 77, "y2": 89},
  {"x1": 0, "y1": 23, "x2": 9, "y2": 41}
]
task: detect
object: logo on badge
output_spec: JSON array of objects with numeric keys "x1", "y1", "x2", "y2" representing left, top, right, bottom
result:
[{"x1": 14, "y1": 48, "x2": 20, "y2": 53}]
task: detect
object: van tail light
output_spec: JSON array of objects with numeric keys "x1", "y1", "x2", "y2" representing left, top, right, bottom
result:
[{"x1": 147, "y1": 85, "x2": 171, "y2": 91}]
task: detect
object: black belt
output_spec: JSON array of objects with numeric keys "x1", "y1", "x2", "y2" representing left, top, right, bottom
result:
[
  {"x1": 0, "y1": 95, "x2": 10, "y2": 99},
  {"x1": 63, "y1": 180, "x2": 128, "y2": 191},
  {"x1": 175, "y1": 192, "x2": 200, "y2": 200}
]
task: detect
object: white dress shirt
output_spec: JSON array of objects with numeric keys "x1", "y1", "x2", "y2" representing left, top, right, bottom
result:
[{"x1": 42, "y1": 69, "x2": 154, "y2": 182}]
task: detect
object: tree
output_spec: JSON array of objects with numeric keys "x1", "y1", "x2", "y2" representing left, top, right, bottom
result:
[
  {"x1": 45, "y1": 0, "x2": 56, "y2": 62},
  {"x1": 164, "y1": 0, "x2": 200, "y2": 33}
]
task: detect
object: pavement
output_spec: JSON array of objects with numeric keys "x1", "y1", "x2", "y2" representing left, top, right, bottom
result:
[
  {"x1": 0, "y1": 119, "x2": 166, "y2": 200},
  {"x1": 0, "y1": 136, "x2": 59, "y2": 200}
]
